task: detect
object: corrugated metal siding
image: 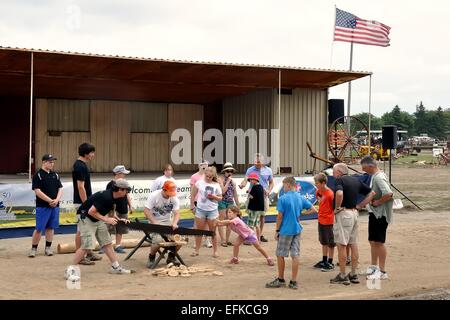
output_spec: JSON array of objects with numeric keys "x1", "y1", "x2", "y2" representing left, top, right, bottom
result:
[
  {"x1": 130, "y1": 102, "x2": 168, "y2": 133},
  {"x1": 35, "y1": 99, "x2": 91, "y2": 172},
  {"x1": 47, "y1": 99, "x2": 90, "y2": 131},
  {"x1": 279, "y1": 88, "x2": 328, "y2": 175},
  {"x1": 90, "y1": 100, "x2": 131, "y2": 172},
  {"x1": 222, "y1": 90, "x2": 276, "y2": 173},
  {"x1": 168, "y1": 103, "x2": 204, "y2": 172},
  {"x1": 131, "y1": 133, "x2": 169, "y2": 172}
]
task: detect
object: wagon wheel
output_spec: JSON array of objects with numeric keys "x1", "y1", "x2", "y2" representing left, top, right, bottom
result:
[{"x1": 327, "y1": 116, "x2": 369, "y2": 164}]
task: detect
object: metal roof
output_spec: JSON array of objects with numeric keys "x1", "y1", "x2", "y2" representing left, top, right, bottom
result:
[{"x1": 0, "y1": 46, "x2": 371, "y2": 103}]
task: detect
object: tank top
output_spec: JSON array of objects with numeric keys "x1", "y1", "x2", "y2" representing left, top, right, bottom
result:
[{"x1": 223, "y1": 176, "x2": 235, "y2": 202}]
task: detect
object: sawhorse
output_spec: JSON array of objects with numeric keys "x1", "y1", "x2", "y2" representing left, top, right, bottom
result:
[{"x1": 124, "y1": 219, "x2": 186, "y2": 269}]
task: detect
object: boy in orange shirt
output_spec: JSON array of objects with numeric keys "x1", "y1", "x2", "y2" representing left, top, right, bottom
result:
[{"x1": 313, "y1": 173, "x2": 335, "y2": 271}]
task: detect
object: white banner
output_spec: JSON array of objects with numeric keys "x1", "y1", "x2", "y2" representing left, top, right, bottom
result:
[{"x1": 0, "y1": 176, "x2": 316, "y2": 211}]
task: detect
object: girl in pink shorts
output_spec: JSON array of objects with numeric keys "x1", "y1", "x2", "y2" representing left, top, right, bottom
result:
[{"x1": 215, "y1": 206, "x2": 274, "y2": 266}]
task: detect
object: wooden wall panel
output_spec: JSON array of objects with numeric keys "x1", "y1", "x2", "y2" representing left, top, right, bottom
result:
[
  {"x1": 130, "y1": 133, "x2": 169, "y2": 172},
  {"x1": 168, "y1": 103, "x2": 203, "y2": 172},
  {"x1": 90, "y1": 100, "x2": 131, "y2": 172}
]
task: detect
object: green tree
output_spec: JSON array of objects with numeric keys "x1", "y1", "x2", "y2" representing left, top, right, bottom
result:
[
  {"x1": 427, "y1": 107, "x2": 447, "y2": 140},
  {"x1": 414, "y1": 101, "x2": 428, "y2": 135},
  {"x1": 381, "y1": 105, "x2": 415, "y2": 134},
  {"x1": 352, "y1": 112, "x2": 383, "y2": 130}
]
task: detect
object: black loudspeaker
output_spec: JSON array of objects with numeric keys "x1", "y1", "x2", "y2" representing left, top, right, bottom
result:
[
  {"x1": 382, "y1": 125, "x2": 397, "y2": 149},
  {"x1": 328, "y1": 99, "x2": 345, "y2": 123}
]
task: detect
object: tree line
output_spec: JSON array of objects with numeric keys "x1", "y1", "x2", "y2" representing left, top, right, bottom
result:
[{"x1": 353, "y1": 102, "x2": 450, "y2": 140}]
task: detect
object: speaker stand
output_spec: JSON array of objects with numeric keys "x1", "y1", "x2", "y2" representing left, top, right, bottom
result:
[{"x1": 388, "y1": 148, "x2": 422, "y2": 210}]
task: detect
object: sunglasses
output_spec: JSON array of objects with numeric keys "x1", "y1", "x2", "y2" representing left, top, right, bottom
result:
[{"x1": 224, "y1": 170, "x2": 234, "y2": 174}]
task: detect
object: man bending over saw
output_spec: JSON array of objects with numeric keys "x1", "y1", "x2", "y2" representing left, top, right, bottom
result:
[{"x1": 144, "y1": 180, "x2": 181, "y2": 268}]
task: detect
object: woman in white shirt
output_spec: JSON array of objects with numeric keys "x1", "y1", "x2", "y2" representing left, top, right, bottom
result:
[{"x1": 191, "y1": 166, "x2": 222, "y2": 257}]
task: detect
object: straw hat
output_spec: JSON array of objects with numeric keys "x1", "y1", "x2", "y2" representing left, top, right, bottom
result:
[{"x1": 221, "y1": 162, "x2": 236, "y2": 173}]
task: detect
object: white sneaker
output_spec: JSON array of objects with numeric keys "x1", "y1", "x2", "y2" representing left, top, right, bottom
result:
[
  {"x1": 45, "y1": 247, "x2": 53, "y2": 256},
  {"x1": 109, "y1": 265, "x2": 134, "y2": 274},
  {"x1": 67, "y1": 274, "x2": 80, "y2": 282},
  {"x1": 365, "y1": 265, "x2": 379, "y2": 275},
  {"x1": 205, "y1": 238, "x2": 213, "y2": 248},
  {"x1": 28, "y1": 248, "x2": 37, "y2": 258},
  {"x1": 367, "y1": 269, "x2": 389, "y2": 280}
]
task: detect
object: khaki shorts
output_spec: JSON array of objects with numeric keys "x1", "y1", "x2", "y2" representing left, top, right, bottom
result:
[
  {"x1": 333, "y1": 209, "x2": 358, "y2": 245},
  {"x1": 78, "y1": 218, "x2": 112, "y2": 250},
  {"x1": 73, "y1": 204, "x2": 81, "y2": 232},
  {"x1": 151, "y1": 220, "x2": 172, "y2": 246}
]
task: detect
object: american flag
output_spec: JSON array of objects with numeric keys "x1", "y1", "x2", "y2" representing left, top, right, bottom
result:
[{"x1": 334, "y1": 8, "x2": 391, "y2": 47}]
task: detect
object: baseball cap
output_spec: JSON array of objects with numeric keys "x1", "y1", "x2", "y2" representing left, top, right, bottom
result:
[
  {"x1": 162, "y1": 180, "x2": 177, "y2": 197},
  {"x1": 42, "y1": 154, "x2": 57, "y2": 161},
  {"x1": 114, "y1": 178, "x2": 131, "y2": 191},
  {"x1": 247, "y1": 172, "x2": 260, "y2": 182},
  {"x1": 113, "y1": 165, "x2": 130, "y2": 175}
]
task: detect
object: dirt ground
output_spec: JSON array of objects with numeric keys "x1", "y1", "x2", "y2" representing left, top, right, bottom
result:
[{"x1": 0, "y1": 165, "x2": 449, "y2": 300}]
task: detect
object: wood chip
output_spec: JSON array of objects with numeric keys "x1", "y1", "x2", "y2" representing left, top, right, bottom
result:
[
  {"x1": 212, "y1": 271, "x2": 223, "y2": 276},
  {"x1": 180, "y1": 273, "x2": 191, "y2": 277},
  {"x1": 168, "y1": 269, "x2": 179, "y2": 277}
]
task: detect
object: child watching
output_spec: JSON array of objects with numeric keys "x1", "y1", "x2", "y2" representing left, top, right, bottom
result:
[
  {"x1": 246, "y1": 172, "x2": 265, "y2": 241},
  {"x1": 265, "y1": 176, "x2": 317, "y2": 290},
  {"x1": 215, "y1": 206, "x2": 274, "y2": 266},
  {"x1": 313, "y1": 173, "x2": 335, "y2": 271}
]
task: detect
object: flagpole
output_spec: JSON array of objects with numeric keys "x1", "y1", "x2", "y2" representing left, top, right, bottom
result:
[
  {"x1": 347, "y1": 42, "x2": 353, "y2": 117},
  {"x1": 330, "y1": 5, "x2": 337, "y2": 68},
  {"x1": 368, "y1": 74, "x2": 372, "y2": 150}
]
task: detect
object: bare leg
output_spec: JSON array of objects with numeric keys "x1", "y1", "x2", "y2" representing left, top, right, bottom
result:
[
  {"x1": 225, "y1": 225, "x2": 231, "y2": 243},
  {"x1": 233, "y1": 237, "x2": 244, "y2": 258},
  {"x1": 328, "y1": 246, "x2": 335, "y2": 261},
  {"x1": 253, "y1": 242, "x2": 270, "y2": 259},
  {"x1": 31, "y1": 230, "x2": 42, "y2": 246},
  {"x1": 44, "y1": 228, "x2": 54, "y2": 243},
  {"x1": 73, "y1": 248, "x2": 87, "y2": 265},
  {"x1": 291, "y1": 256, "x2": 300, "y2": 282},
  {"x1": 259, "y1": 215, "x2": 265, "y2": 237},
  {"x1": 103, "y1": 243, "x2": 118, "y2": 263},
  {"x1": 218, "y1": 210, "x2": 226, "y2": 244},
  {"x1": 194, "y1": 218, "x2": 206, "y2": 253},
  {"x1": 277, "y1": 256, "x2": 285, "y2": 279},
  {"x1": 377, "y1": 243, "x2": 387, "y2": 272},
  {"x1": 337, "y1": 244, "x2": 347, "y2": 274},
  {"x1": 206, "y1": 219, "x2": 218, "y2": 256},
  {"x1": 75, "y1": 231, "x2": 81, "y2": 250},
  {"x1": 349, "y1": 243, "x2": 359, "y2": 274},
  {"x1": 370, "y1": 241, "x2": 378, "y2": 265},
  {"x1": 116, "y1": 233, "x2": 123, "y2": 247},
  {"x1": 322, "y1": 245, "x2": 328, "y2": 257}
]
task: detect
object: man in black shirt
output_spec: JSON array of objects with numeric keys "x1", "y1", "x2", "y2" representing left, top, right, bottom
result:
[
  {"x1": 65, "y1": 178, "x2": 134, "y2": 279},
  {"x1": 29, "y1": 154, "x2": 63, "y2": 257},
  {"x1": 72, "y1": 142, "x2": 101, "y2": 265},
  {"x1": 102, "y1": 165, "x2": 133, "y2": 254},
  {"x1": 330, "y1": 163, "x2": 372, "y2": 286}
]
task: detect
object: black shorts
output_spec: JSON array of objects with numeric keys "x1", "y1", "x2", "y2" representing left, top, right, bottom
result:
[
  {"x1": 368, "y1": 212, "x2": 388, "y2": 243},
  {"x1": 318, "y1": 223, "x2": 335, "y2": 247}
]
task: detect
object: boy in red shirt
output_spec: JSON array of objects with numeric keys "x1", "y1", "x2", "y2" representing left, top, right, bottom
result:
[{"x1": 313, "y1": 173, "x2": 335, "y2": 271}]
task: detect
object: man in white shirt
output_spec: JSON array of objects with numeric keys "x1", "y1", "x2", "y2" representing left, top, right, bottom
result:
[{"x1": 144, "y1": 180, "x2": 180, "y2": 267}]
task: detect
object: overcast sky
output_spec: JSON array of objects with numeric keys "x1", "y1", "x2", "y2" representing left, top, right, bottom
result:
[{"x1": 1, "y1": 0, "x2": 449, "y2": 116}]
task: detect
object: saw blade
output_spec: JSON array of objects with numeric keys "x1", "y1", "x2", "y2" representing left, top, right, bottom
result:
[{"x1": 119, "y1": 220, "x2": 214, "y2": 237}]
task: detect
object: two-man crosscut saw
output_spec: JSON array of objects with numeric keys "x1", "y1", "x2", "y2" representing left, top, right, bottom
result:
[{"x1": 118, "y1": 220, "x2": 215, "y2": 237}]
